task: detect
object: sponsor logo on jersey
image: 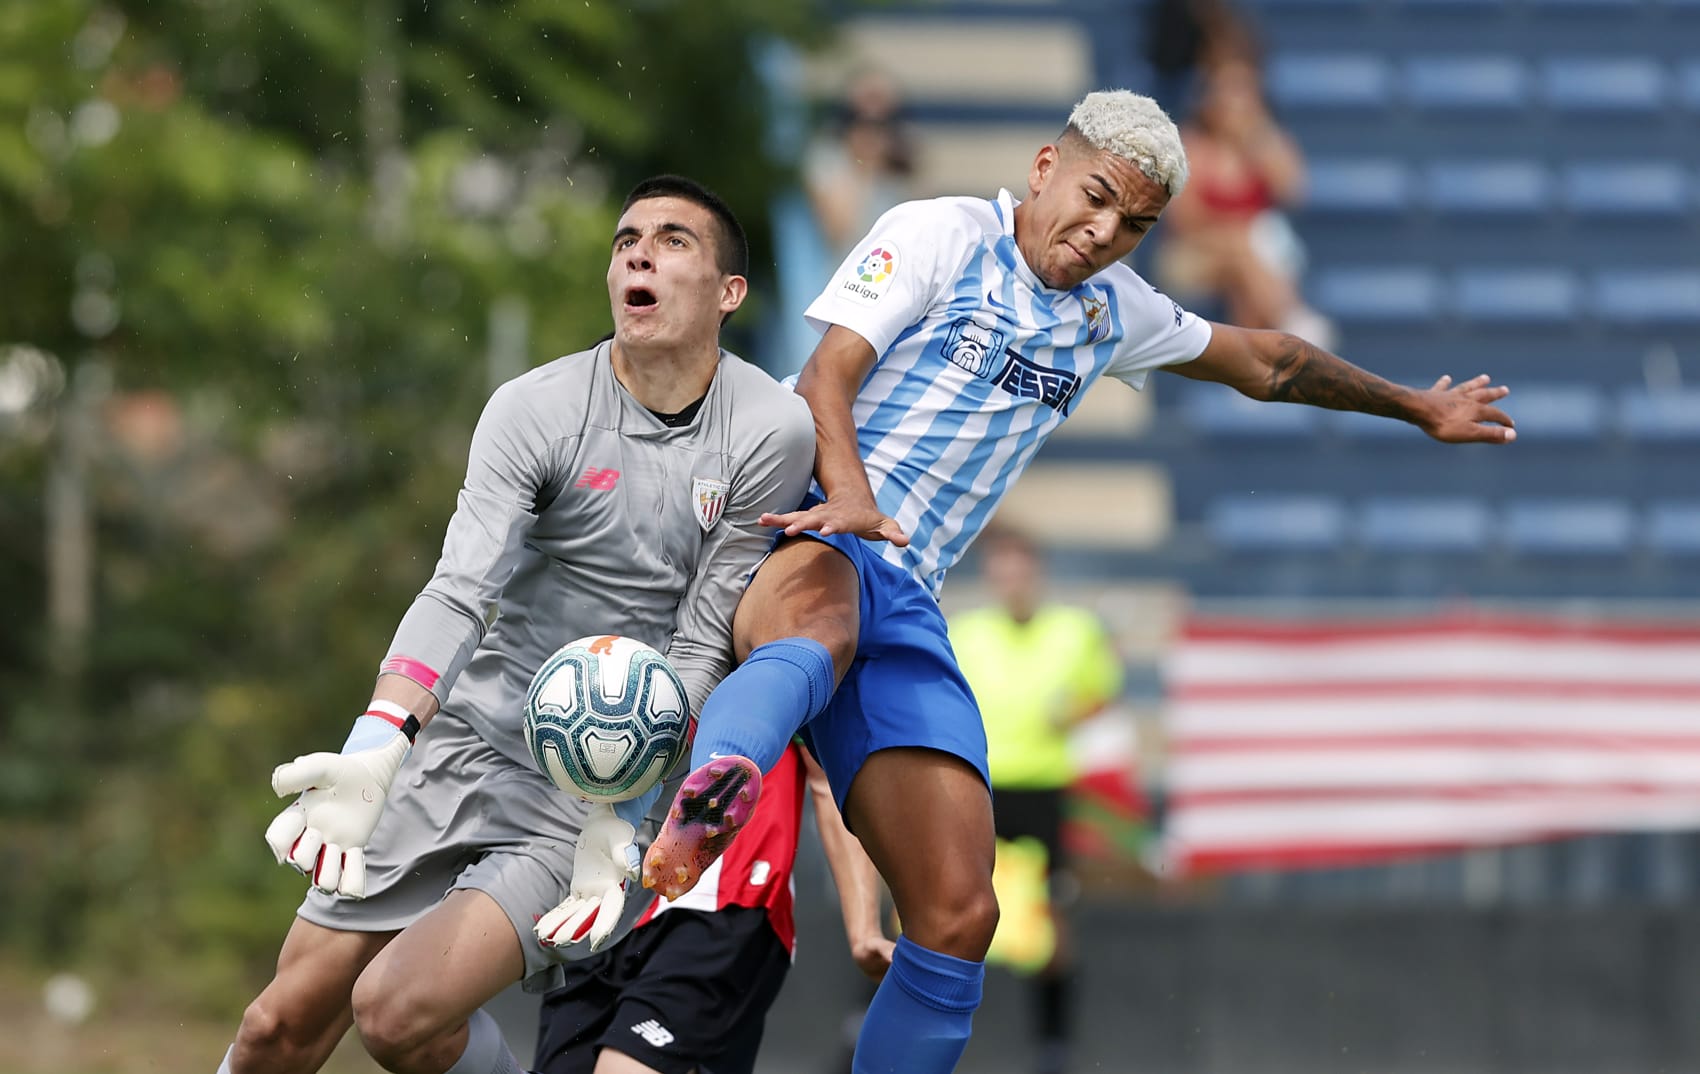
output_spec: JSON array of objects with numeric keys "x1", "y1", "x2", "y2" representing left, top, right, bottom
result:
[
  {"x1": 1081, "y1": 290, "x2": 1110, "y2": 343},
  {"x1": 631, "y1": 1019, "x2": 675, "y2": 1048},
  {"x1": 992, "y1": 350, "x2": 1081, "y2": 413},
  {"x1": 692, "y1": 476, "x2": 730, "y2": 531},
  {"x1": 839, "y1": 240, "x2": 898, "y2": 305},
  {"x1": 576, "y1": 467, "x2": 621, "y2": 491},
  {"x1": 749, "y1": 860, "x2": 772, "y2": 886},
  {"x1": 942, "y1": 316, "x2": 1007, "y2": 378},
  {"x1": 940, "y1": 320, "x2": 1082, "y2": 413}
]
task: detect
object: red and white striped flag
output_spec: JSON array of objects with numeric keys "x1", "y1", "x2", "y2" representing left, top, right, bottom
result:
[{"x1": 1160, "y1": 614, "x2": 1700, "y2": 875}]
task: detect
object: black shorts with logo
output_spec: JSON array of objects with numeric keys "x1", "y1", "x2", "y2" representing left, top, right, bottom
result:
[{"x1": 534, "y1": 905, "x2": 790, "y2": 1074}]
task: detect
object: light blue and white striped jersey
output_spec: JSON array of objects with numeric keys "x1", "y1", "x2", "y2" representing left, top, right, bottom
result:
[{"x1": 803, "y1": 188, "x2": 1213, "y2": 597}]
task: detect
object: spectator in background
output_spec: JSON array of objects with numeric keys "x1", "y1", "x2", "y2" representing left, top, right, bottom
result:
[
  {"x1": 803, "y1": 68, "x2": 917, "y2": 261},
  {"x1": 1144, "y1": 0, "x2": 1260, "y2": 115},
  {"x1": 1155, "y1": 58, "x2": 1337, "y2": 349},
  {"x1": 768, "y1": 68, "x2": 919, "y2": 381},
  {"x1": 948, "y1": 528, "x2": 1125, "y2": 1074}
]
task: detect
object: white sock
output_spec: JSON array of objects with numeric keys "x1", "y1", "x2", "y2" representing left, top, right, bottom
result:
[
  {"x1": 216, "y1": 1044, "x2": 234, "y2": 1073},
  {"x1": 444, "y1": 1008, "x2": 523, "y2": 1074}
]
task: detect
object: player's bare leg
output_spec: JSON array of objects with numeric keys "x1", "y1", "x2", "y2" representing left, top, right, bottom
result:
[
  {"x1": 845, "y1": 747, "x2": 999, "y2": 960},
  {"x1": 843, "y1": 746, "x2": 998, "y2": 1072},
  {"x1": 229, "y1": 919, "x2": 394, "y2": 1074},
  {"x1": 350, "y1": 888, "x2": 525, "y2": 1073},
  {"x1": 643, "y1": 537, "x2": 858, "y2": 899}
]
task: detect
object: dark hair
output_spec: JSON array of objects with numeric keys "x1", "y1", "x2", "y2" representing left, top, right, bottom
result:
[{"x1": 620, "y1": 175, "x2": 749, "y2": 280}]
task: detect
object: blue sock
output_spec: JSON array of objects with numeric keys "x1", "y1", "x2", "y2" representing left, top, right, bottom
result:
[
  {"x1": 689, "y1": 638, "x2": 835, "y2": 773},
  {"x1": 853, "y1": 936, "x2": 984, "y2": 1074}
]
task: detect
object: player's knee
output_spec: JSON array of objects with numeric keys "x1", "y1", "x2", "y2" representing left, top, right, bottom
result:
[
  {"x1": 350, "y1": 974, "x2": 435, "y2": 1068},
  {"x1": 908, "y1": 880, "x2": 1000, "y2": 961},
  {"x1": 235, "y1": 992, "x2": 311, "y2": 1063}
]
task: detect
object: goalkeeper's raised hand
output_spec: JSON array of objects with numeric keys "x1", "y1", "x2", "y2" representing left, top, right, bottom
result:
[{"x1": 263, "y1": 702, "x2": 419, "y2": 899}]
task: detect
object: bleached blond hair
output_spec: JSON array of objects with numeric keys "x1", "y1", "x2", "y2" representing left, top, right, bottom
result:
[{"x1": 1064, "y1": 90, "x2": 1189, "y2": 197}]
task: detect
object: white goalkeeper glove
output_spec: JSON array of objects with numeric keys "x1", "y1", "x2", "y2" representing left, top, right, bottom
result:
[
  {"x1": 536, "y1": 801, "x2": 649, "y2": 951},
  {"x1": 263, "y1": 703, "x2": 418, "y2": 899}
]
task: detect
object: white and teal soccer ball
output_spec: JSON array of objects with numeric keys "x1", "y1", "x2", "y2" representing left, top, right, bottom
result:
[{"x1": 523, "y1": 635, "x2": 689, "y2": 803}]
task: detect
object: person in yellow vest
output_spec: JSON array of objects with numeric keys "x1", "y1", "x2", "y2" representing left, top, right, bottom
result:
[{"x1": 949, "y1": 526, "x2": 1124, "y2": 1074}]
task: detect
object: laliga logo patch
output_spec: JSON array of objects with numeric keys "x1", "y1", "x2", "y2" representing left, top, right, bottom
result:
[
  {"x1": 839, "y1": 240, "x2": 899, "y2": 306},
  {"x1": 692, "y1": 476, "x2": 730, "y2": 532},
  {"x1": 1081, "y1": 290, "x2": 1110, "y2": 344}
]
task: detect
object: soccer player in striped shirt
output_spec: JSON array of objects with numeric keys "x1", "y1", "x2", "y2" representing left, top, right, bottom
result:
[{"x1": 646, "y1": 90, "x2": 1515, "y2": 1074}]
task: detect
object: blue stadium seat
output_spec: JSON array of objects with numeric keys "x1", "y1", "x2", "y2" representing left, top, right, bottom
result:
[
  {"x1": 1452, "y1": 269, "x2": 1580, "y2": 323},
  {"x1": 1541, "y1": 58, "x2": 1668, "y2": 112},
  {"x1": 1206, "y1": 495, "x2": 1349, "y2": 551},
  {"x1": 1305, "y1": 159, "x2": 1411, "y2": 213},
  {"x1": 1404, "y1": 56, "x2": 1530, "y2": 110},
  {"x1": 1680, "y1": 62, "x2": 1700, "y2": 111},
  {"x1": 1561, "y1": 162, "x2": 1690, "y2": 217},
  {"x1": 1502, "y1": 383, "x2": 1605, "y2": 441},
  {"x1": 1503, "y1": 499, "x2": 1634, "y2": 556},
  {"x1": 1313, "y1": 266, "x2": 1443, "y2": 321},
  {"x1": 1594, "y1": 270, "x2": 1700, "y2": 324},
  {"x1": 1617, "y1": 388, "x2": 1700, "y2": 441},
  {"x1": 1425, "y1": 161, "x2": 1551, "y2": 214},
  {"x1": 1179, "y1": 382, "x2": 1324, "y2": 438},
  {"x1": 1526, "y1": 0, "x2": 1642, "y2": 7},
  {"x1": 1646, "y1": 501, "x2": 1700, "y2": 556},
  {"x1": 1268, "y1": 54, "x2": 1394, "y2": 110},
  {"x1": 1359, "y1": 497, "x2": 1493, "y2": 552}
]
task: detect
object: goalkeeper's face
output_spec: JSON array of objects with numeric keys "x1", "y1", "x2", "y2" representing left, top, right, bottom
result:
[{"x1": 608, "y1": 196, "x2": 748, "y2": 352}]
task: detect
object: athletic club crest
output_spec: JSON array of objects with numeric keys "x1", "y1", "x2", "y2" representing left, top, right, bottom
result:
[{"x1": 692, "y1": 476, "x2": 730, "y2": 532}]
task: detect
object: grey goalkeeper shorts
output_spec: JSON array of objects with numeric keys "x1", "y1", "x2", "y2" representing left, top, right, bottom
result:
[{"x1": 298, "y1": 712, "x2": 658, "y2": 992}]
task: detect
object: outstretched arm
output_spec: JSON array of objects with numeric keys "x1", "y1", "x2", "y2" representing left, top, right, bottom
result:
[
  {"x1": 1165, "y1": 323, "x2": 1516, "y2": 444},
  {"x1": 804, "y1": 747, "x2": 893, "y2": 981}
]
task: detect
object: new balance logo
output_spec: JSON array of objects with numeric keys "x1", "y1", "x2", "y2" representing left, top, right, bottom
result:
[
  {"x1": 631, "y1": 1019, "x2": 675, "y2": 1048},
  {"x1": 576, "y1": 467, "x2": 621, "y2": 491}
]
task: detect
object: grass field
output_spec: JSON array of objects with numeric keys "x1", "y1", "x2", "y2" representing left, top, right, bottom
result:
[{"x1": 0, "y1": 969, "x2": 375, "y2": 1074}]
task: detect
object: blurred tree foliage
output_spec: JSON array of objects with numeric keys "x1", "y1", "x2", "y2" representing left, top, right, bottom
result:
[{"x1": 0, "y1": 0, "x2": 820, "y2": 1012}]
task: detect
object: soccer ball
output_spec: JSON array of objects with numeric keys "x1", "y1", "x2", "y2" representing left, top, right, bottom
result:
[{"x1": 523, "y1": 634, "x2": 689, "y2": 803}]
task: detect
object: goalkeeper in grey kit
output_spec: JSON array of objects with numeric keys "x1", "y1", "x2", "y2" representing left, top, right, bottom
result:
[{"x1": 217, "y1": 176, "x2": 816, "y2": 1074}]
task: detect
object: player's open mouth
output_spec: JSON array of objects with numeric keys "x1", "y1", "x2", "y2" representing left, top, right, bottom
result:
[{"x1": 624, "y1": 287, "x2": 658, "y2": 310}]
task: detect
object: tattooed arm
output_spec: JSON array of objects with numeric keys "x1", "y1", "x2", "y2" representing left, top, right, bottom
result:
[{"x1": 1163, "y1": 323, "x2": 1517, "y2": 445}]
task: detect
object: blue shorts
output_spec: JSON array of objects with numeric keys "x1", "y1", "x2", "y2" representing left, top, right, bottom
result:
[{"x1": 785, "y1": 530, "x2": 990, "y2": 813}]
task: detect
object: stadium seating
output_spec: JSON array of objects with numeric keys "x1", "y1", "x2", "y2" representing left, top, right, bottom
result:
[
  {"x1": 1405, "y1": 56, "x2": 1531, "y2": 111},
  {"x1": 1540, "y1": 57, "x2": 1667, "y2": 112},
  {"x1": 1503, "y1": 499, "x2": 1635, "y2": 555},
  {"x1": 1424, "y1": 160, "x2": 1551, "y2": 214},
  {"x1": 1358, "y1": 497, "x2": 1494, "y2": 552},
  {"x1": 1452, "y1": 269, "x2": 1580, "y2": 323},
  {"x1": 1268, "y1": 54, "x2": 1394, "y2": 110},
  {"x1": 1560, "y1": 162, "x2": 1689, "y2": 217},
  {"x1": 1646, "y1": 501, "x2": 1700, "y2": 555},
  {"x1": 1206, "y1": 494, "x2": 1350, "y2": 551}
]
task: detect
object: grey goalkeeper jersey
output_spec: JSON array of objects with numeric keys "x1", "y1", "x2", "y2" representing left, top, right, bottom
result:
[{"x1": 382, "y1": 341, "x2": 815, "y2": 769}]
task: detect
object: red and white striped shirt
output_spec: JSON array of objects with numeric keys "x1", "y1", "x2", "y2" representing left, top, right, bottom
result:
[{"x1": 636, "y1": 745, "x2": 805, "y2": 955}]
